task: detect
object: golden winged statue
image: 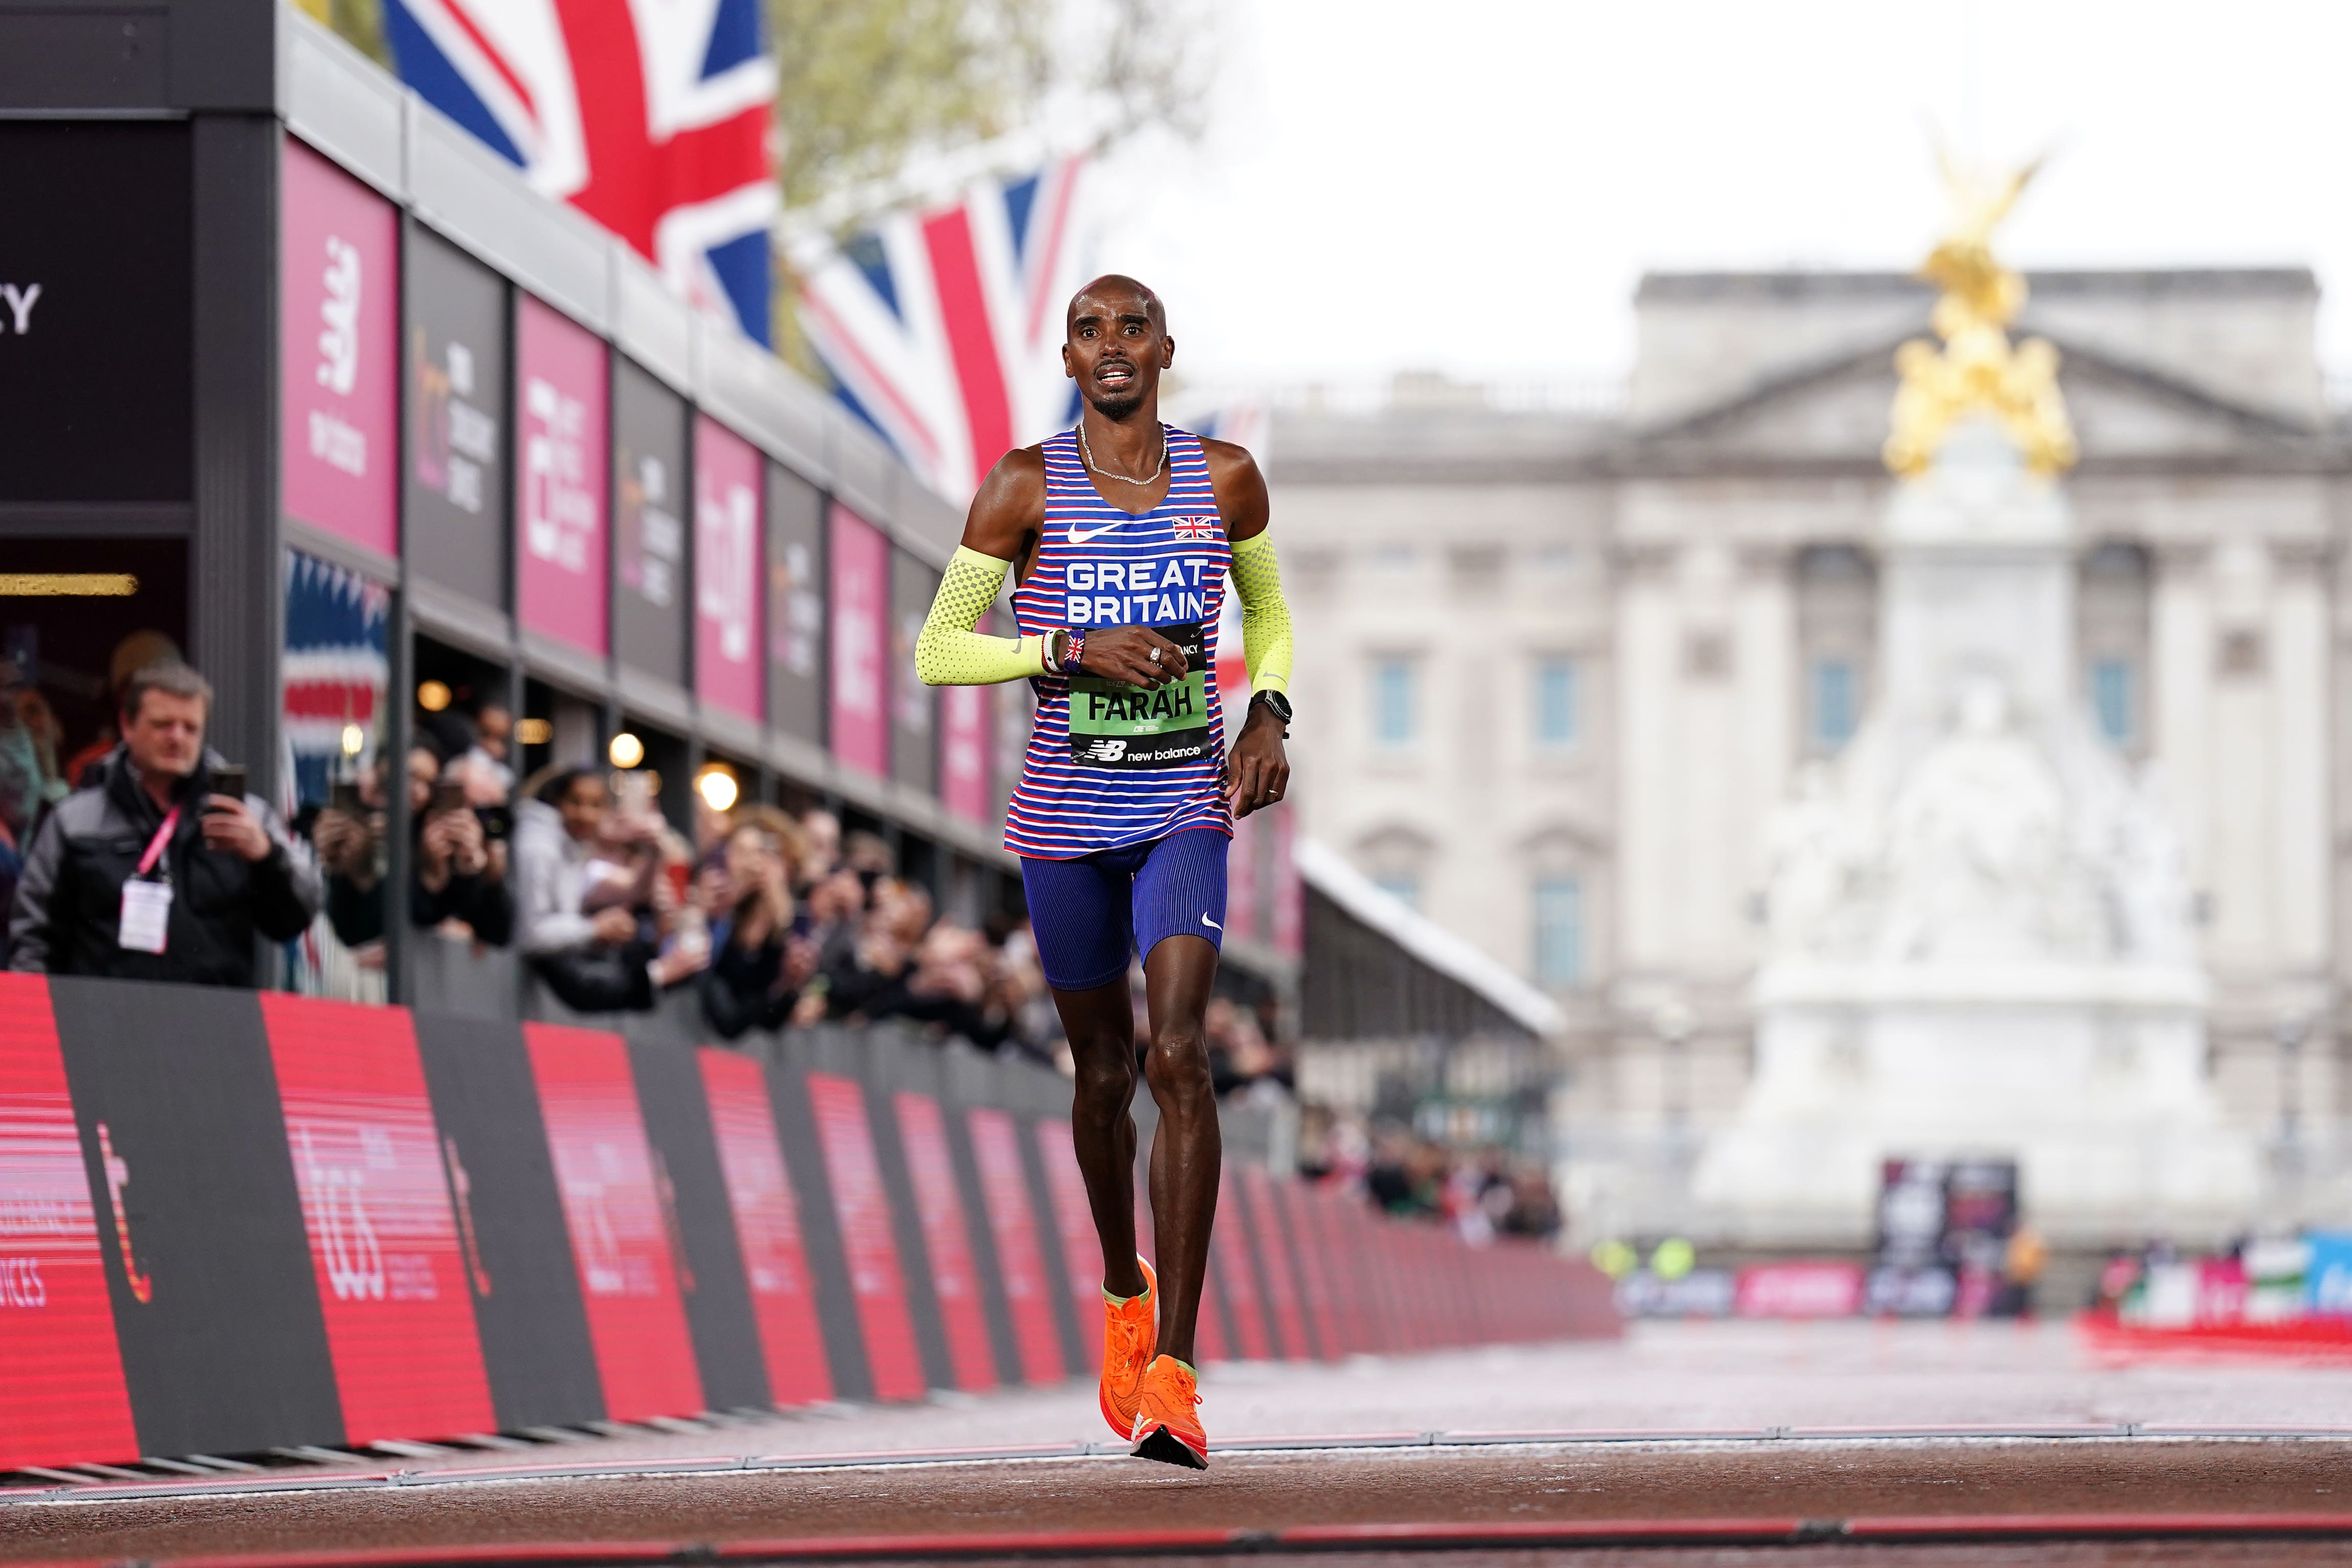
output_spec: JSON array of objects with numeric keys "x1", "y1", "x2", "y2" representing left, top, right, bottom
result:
[{"x1": 1884, "y1": 148, "x2": 2078, "y2": 478}]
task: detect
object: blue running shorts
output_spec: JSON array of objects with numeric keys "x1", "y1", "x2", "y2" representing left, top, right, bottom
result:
[{"x1": 1019, "y1": 829, "x2": 1230, "y2": 993}]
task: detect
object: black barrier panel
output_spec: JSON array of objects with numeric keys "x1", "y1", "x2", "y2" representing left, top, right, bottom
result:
[
  {"x1": 411, "y1": 1012, "x2": 604, "y2": 1431},
  {"x1": 763, "y1": 1047, "x2": 873, "y2": 1400},
  {"x1": 612, "y1": 357, "x2": 691, "y2": 688},
  {"x1": 0, "y1": 122, "x2": 192, "y2": 503},
  {"x1": 858, "y1": 1040, "x2": 955, "y2": 1392},
  {"x1": 627, "y1": 1039, "x2": 769, "y2": 1411},
  {"x1": 47, "y1": 979, "x2": 343, "y2": 1457},
  {"x1": 766, "y1": 463, "x2": 826, "y2": 745},
  {"x1": 404, "y1": 224, "x2": 510, "y2": 606}
]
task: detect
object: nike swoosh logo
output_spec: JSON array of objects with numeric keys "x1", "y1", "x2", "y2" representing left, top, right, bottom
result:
[
  {"x1": 1201, "y1": 914, "x2": 1221, "y2": 930},
  {"x1": 1067, "y1": 520, "x2": 1131, "y2": 545}
]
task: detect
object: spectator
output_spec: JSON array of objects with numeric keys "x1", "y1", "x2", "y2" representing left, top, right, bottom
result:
[
  {"x1": 9, "y1": 660, "x2": 321, "y2": 985},
  {"x1": 465, "y1": 700, "x2": 516, "y2": 795},
  {"x1": 698, "y1": 820, "x2": 817, "y2": 1040},
  {"x1": 311, "y1": 742, "x2": 514, "y2": 950},
  {"x1": 512, "y1": 765, "x2": 703, "y2": 1012}
]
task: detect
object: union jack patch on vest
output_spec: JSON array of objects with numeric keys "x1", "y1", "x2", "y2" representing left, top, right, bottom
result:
[{"x1": 1171, "y1": 515, "x2": 1216, "y2": 541}]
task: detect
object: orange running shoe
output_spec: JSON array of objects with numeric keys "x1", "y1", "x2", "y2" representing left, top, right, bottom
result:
[
  {"x1": 1128, "y1": 1354, "x2": 1207, "y2": 1470},
  {"x1": 1098, "y1": 1256, "x2": 1158, "y2": 1437}
]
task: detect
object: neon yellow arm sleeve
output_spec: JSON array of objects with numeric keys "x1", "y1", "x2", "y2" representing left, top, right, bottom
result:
[
  {"x1": 1228, "y1": 531, "x2": 1293, "y2": 696},
  {"x1": 915, "y1": 546, "x2": 1051, "y2": 686}
]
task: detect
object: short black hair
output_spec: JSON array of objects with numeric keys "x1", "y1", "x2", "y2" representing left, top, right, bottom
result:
[
  {"x1": 535, "y1": 765, "x2": 601, "y2": 807},
  {"x1": 120, "y1": 659, "x2": 212, "y2": 722}
]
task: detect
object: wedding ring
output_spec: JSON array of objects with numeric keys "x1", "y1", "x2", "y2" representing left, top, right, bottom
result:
[{"x1": 1149, "y1": 648, "x2": 1161, "y2": 664}]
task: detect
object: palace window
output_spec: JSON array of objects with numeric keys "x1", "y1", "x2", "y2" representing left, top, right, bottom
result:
[
  {"x1": 1534, "y1": 876, "x2": 1585, "y2": 987},
  {"x1": 1372, "y1": 656, "x2": 1418, "y2": 747},
  {"x1": 1533, "y1": 656, "x2": 1579, "y2": 748},
  {"x1": 1809, "y1": 657, "x2": 1858, "y2": 750},
  {"x1": 2091, "y1": 657, "x2": 2136, "y2": 746}
]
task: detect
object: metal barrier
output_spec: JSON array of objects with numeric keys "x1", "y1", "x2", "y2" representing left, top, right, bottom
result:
[{"x1": 0, "y1": 972, "x2": 1614, "y2": 1474}]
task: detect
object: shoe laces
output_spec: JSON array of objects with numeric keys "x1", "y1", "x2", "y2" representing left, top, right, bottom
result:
[{"x1": 1108, "y1": 1299, "x2": 1152, "y2": 1363}]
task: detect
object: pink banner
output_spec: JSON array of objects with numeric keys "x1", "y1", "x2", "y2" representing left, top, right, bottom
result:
[
  {"x1": 261, "y1": 995, "x2": 495, "y2": 1444},
  {"x1": 523, "y1": 1023, "x2": 703, "y2": 1422},
  {"x1": 0, "y1": 976, "x2": 137, "y2": 1470},
  {"x1": 281, "y1": 140, "x2": 398, "y2": 559},
  {"x1": 694, "y1": 418, "x2": 764, "y2": 722},
  {"x1": 697, "y1": 1050, "x2": 831, "y2": 1406},
  {"x1": 893, "y1": 1092, "x2": 994, "y2": 1392},
  {"x1": 939, "y1": 683, "x2": 991, "y2": 826},
  {"x1": 828, "y1": 506, "x2": 889, "y2": 777},
  {"x1": 806, "y1": 1071, "x2": 923, "y2": 1400},
  {"x1": 966, "y1": 1108, "x2": 1064, "y2": 1384},
  {"x1": 1734, "y1": 1262, "x2": 1865, "y2": 1319},
  {"x1": 515, "y1": 296, "x2": 609, "y2": 656}
]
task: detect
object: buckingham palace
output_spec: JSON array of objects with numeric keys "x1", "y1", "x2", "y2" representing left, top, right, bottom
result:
[{"x1": 1255, "y1": 257, "x2": 2352, "y2": 1250}]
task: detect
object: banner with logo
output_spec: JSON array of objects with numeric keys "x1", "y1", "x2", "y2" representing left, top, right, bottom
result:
[
  {"x1": 515, "y1": 296, "x2": 610, "y2": 656},
  {"x1": 282, "y1": 140, "x2": 399, "y2": 560},
  {"x1": 695, "y1": 417, "x2": 766, "y2": 723},
  {"x1": 826, "y1": 507, "x2": 890, "y2": 778}
]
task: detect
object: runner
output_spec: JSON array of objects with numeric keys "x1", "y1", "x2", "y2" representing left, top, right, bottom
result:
[{"x1": 916, "y1": 274, "x2": 1293, "y2": 1469}]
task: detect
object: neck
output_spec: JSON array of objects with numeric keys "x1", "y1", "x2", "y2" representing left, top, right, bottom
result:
[
  {"x1": 1081, "y1": 403, "x2": 1162, "y2": 458},
  {"x1": 134, "y1": 764, "x2": 178, "y2": 812}
]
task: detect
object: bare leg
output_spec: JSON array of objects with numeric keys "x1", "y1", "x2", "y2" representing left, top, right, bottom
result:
[
  {"x1": 1140, "y1": 933, "x2": 1222, "y2": 1365},
  {"x1": 1053, "y1": 976, "x2": 1148, "y2": 1300}
]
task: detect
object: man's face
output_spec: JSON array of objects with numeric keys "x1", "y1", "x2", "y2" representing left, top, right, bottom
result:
[
  {"x1": 121, "y1": 691, "x2": 206, "y2": 779},
  {"x1": 1063, "y1": 288, "x2": 1172, "y2": 418}
]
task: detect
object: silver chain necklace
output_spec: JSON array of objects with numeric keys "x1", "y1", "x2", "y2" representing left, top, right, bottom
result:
[{"x1": 1076, "y1": 420, "x2": 1166, "y2": 486}]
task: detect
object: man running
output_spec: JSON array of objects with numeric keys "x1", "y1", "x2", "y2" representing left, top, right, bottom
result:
[{"x1": 916, "y1": 275, "x2": 1293, "y2": 1469}]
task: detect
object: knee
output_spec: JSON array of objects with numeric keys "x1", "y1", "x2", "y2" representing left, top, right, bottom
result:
[
  {"x1": 1072, "y1": 1050, "x2": 1135, "y2": 1121},
  {"x1": 1143, "y1": 1026, "x2": 1213, "y2": 1107}
]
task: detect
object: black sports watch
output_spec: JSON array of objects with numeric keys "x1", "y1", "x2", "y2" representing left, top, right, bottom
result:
[{"x1": 1249, "y1": 689, "x2": 1293, "y2": 728}]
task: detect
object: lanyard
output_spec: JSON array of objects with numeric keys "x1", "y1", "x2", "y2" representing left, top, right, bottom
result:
[{"x1": 136, "y1": 805, "x2": 181, "y2": 878}]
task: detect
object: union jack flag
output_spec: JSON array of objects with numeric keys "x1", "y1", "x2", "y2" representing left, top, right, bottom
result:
[
  {"x1": 1171, "y1": 515, "x2": 1216, "y2": 541},
  {"x1": 384, "y1": 0, "x2": 778, "y2": 345},
  {"x1": 789, "y1": 157, "x2": 1091, "y2": 501}
]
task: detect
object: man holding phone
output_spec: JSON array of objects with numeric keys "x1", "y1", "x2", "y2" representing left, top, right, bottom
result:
[{"x1": 7, "y1": 660, "x2": 321, "y2": 984}]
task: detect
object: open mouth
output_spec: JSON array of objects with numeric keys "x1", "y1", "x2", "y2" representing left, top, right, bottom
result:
[{"x1": 1096, "y1": 360, "x2": 1136, "y2": 388}]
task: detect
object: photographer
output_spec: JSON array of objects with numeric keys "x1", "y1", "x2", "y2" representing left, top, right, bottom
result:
[
  {"x1": 8, "y1": 661, "x2": 320, "y2": 985},
  {"x1": 514, "y1": 765, "x2": 704, "y2": 1013},
  {"x1": 312, "y1": 744, "x2": 513, "y2": 949},
  {"x1": 697, "y1": 820, "x2": 817, "y2": 1040}
]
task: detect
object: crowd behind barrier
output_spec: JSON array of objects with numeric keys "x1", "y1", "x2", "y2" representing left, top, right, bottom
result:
[{"x1": 0, "y1": 973, "x2": 1615, "y2": 1474}]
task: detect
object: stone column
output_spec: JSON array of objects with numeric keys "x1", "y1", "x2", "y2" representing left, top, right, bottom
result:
[
  {"x1": 2151, "y1": 541, "x2": 2215, "y2": 909},
  {"x1": 2271, "y1": 539, "x2": 2332, "y2": 975},
  {"x1": 1613, "y1": 536, "x2": 1683, "y2": 978}
]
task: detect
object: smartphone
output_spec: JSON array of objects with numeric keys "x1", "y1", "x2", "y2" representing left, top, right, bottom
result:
[
  {"x1": 430, "y1": 780, "x2": 468, "y2": 818},
  {"x1": 328, "y1": 779, "x2": 362, "y2": 813},
  {"x1": 208, "y1": 763, "x2": 247, "y2": 809}
]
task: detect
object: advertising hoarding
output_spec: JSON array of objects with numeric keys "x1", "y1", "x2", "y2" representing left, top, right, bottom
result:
[
  {"x1": 891, "y1": 551, "x2": 939, "y2": 796},
  {"x1": 805, "y1": 1071, "x2": 923, "y2": 1400},
  {"x1": 694, "y1": 417, "x2": 765, "y2": 723},
  {"x1": 282, "y1": 139, "x2": 399, "y2": 560},
  {"x1": 0, "y1": 122, "x2": 190, "y2": 502},
  {"x1": 515, "y1": 296, "x2": 610, "y2": 656},
  {"x1": 403, "y1": 227, "x2": 509, "y2": 605},
  {"x1": 965, "y1": 1108, "x2": 1063, "y2": 1384},
  {"x1": 1032, "y1": 1119, "x2": 1101, "y2": 1359},
  {"x1": 827, "y1": 507, "x2": 889, "y2": 778},
  {"x1": 613, "y1": 361, "x2": 691, "y2": 688},
  {"x1": 260, "y1": 994, "x2": 495, "y2": 1442},
  {"x1": 767, "y1": 466, "x2": 827, "y2": 745},
  {"x1": 0, "y1": 975, "x2": 138, "y2": 1469},
  {"x1": 47, "y1": 979, "x2": 343, "y2": 1459},
  {"x1": 894, "y1": 1092, "x2": 994, "y2": 1391},
  {"x1": 698, "y1": 1050, "x2": 831, "y2": 1405},
  {"x1": 522, "y1": 1023, "x2": 702, "y2": 1423}
]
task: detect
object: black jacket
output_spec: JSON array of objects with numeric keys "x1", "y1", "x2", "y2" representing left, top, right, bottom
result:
[{"x1": 6, "y1": 748, "x2": 323, "y2": 986}]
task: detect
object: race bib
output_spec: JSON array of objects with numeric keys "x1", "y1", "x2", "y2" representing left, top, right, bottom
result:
[
  {"x1": 1067, "y1": 622, "x2": 1214, "y2": 769},
  {"x1": 118, "y1": 880, "x2": 172, "y2": 954}
]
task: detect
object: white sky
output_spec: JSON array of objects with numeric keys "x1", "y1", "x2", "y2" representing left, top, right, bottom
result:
[{"x1": 1084, "y1": 0, "x2": 2352, "y2": 388}]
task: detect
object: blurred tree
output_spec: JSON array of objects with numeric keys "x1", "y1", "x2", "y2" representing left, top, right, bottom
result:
[{"x1": 294, "y1": 0, "x2": 389, "y2": 67}]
